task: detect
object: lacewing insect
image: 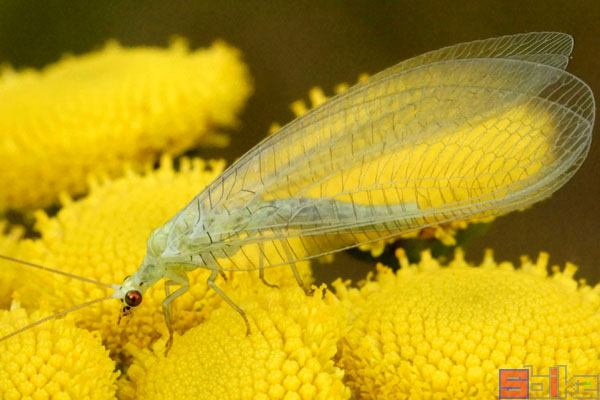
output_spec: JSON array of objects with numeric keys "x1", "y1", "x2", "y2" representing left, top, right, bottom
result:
[{"x1": 0, "y1": 32, "x2": 594, "y2": 353}]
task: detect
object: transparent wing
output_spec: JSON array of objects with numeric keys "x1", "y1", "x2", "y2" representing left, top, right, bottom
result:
[
  {"x1": 162, "y1": 33, "x2": 594, "y2": 271},
  {"x1": 361, "y1": 31, "x2": 573, "y2": 79}
]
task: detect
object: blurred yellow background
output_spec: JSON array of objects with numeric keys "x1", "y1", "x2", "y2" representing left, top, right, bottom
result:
[{"x1": 0, "y1": 0, "x2": 597, "y2": 283}]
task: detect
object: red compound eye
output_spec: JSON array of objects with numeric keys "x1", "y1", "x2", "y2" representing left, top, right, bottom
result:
[{"x1": 125, "y1": 290, "x2": 142, "y2": 307}]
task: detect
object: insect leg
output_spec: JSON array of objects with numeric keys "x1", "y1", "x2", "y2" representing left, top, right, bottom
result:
[
  {"x1": 258, "y1": 243, "x2": 279, "y2": 288},
  {"x1": 162, "y1": 272, "x2": 189, "y2": 355},
  {"x1": 279, "y1": 238, "x2": 313, "y2": 295},
  {"x1": 207, "y1": 269, "x2": 251, "y2": 335}
]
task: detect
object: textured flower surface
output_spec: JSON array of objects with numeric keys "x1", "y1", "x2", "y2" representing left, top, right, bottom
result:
[
  {"x1": 334, "y1": 249, "x2": 600, "y2": 399},
  {"x1": 0, "y1": 302, "x2": 118, "y2": 400},
  {"x1": 120, "y1": 286, "x2": 350, "y2": 400},
  {"x1": 0, "y1": 221, "x2": 24, "y2": 309},
  {"x1": 16, "y1": 156, "x2": 311, "y2": 355},
  {"x1": 0, "y1": 39, "x2": 252, "y2": 210}
]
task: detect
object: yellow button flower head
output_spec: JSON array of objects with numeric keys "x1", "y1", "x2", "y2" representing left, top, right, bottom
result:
[
  {"x1": 16, "y1": 155, "x2": 311, "y2": 355},
  {"x1": 334, "y1": 249, "x2": 600, "y2": 399},
  {"x1": 121, "y1": 286, "x2": 350, "y2": 400},
  {"x1": 0, "y1": 39, "x2": 252, "y2": 211},
  {"x1": 0, "y1": 302, "x2": 118, "y2": 400}
]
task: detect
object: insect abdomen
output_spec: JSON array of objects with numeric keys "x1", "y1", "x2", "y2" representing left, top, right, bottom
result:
[{"x1": 262, "y1": 197, "x2": 420, "y2": 231}]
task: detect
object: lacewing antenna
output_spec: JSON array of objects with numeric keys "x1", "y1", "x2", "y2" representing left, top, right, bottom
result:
[
  {"x1": 0, "y1": 254, "x2": 118, "y2": 289},
  {"x1": 0, "y1": 295, "x2": 113, "y2": 342},
  {"x1": 0, "y1": 254, "x2": 119, "y2": 342}
]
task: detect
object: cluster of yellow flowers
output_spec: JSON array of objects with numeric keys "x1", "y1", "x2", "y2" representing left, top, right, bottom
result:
[
  {"x1": 2, "y1": 164, "x2": 599, "y2": 399},
  {"x1": 0, "y1": 39, "x2": 598, "y2": 400}
]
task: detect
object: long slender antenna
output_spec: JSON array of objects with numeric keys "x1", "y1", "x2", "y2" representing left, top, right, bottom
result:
[
  {"x1": 0, "y1": 254, "x2": 117, "y2": 289},
  {"x1": 0, "y1": 295, "x2": 113, "y2": 342}
]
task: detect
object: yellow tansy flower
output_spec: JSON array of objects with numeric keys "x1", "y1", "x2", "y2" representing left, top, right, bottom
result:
[
  {"x1": 120, "y1": 286, "x2": 350, "y2": 400},
  {"x1": 0, "y1": 39, "x2": 252, "y2": 210},
  {"x1": 334, "y1": 249, "x2": 600, "y2": 399},
  {"x1": 0, "y1": 302, "x2": 118, "y2": 400},
  {"x1": 16, "y1": 156, "x2": 311, "y2": 354}
]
